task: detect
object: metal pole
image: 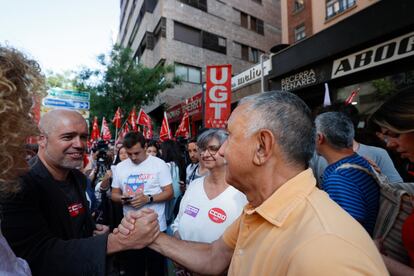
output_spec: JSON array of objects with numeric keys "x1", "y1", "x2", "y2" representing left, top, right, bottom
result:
[{"x1": 260, "y1": 54, "x2": 265, "y2": 93}]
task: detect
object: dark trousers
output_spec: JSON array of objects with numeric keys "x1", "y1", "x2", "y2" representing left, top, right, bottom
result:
[{"x1": 123, "y1": 247, "x2": 165, "y2": 276}]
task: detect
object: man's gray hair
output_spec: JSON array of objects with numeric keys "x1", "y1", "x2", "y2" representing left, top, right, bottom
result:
[
  {"x1": 239, "y1": 91, "x2": 315, "y2": 168},
  {"x1": 197, "y1": 129, "x2": 228, "y2": 150},
  {"x1": 315, "y1": 112, "x2": 354, "y2": 150}
]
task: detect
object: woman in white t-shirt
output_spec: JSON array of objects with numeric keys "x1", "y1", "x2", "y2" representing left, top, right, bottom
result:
[{"x1": 171, "y1": 129, "x2": 247, "y2": 244}]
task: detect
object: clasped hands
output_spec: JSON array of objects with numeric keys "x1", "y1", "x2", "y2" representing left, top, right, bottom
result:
[{"x1": 112, "y1": 208, "x2": 160, "y2": 250}]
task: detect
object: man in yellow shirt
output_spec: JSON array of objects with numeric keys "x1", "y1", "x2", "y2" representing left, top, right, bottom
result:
[{"x1": 120, "y1": 91, "x2": 388, "y2": 275}]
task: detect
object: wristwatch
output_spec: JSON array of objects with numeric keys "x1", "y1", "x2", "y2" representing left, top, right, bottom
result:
[{"x1": 148, "y1": 194, "x2": 154, "y2": 203}]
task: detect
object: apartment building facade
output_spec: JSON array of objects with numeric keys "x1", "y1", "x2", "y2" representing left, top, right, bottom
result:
[
  {"x1": 117, "y1": 0, "x2": 281, "y2": 122},
  {"x1": 281, "y1": 0, "x2": 379, "y2": 45}
]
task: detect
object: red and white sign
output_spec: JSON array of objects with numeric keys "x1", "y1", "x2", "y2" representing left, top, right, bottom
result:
[
  {"x1": 208, "y1": 207, "x2": 227, "y2": 223},
  {"x1": 68, "y1": 202, "x2": 85, "y2": 217},
  {"x1": 205, "y1": 65, "x2": 232, "y2": 128}
]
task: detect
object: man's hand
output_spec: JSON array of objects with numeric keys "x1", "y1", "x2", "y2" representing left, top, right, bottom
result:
[
  {"x1": 108, "y1": 208, "x2": 160, "y2": 253},
  {"x1": 129, "y1": 192, "x2": 149, "y2": 208},
  {"x1": 93, "y1": 224, "x2": 110, "y2": 236},
  {"x1": 179, "y1": 180, "x2": 186, "y2": 193}
]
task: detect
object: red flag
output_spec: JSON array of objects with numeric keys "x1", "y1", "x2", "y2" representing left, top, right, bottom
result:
[
  {"x1": 344, "y1": 88, "x2": 360, "y2": 105},
  {"x1": 112, "y1": 107, "x2": 122, "y2": 129},
  {"x1": 128, "y1": 107, "x2": 138, "y2": 132},
  {"x1": 116, "y1": 122, "x2": 130, "y2": 145},
  {"x1": 101, "y1": 117, "x2": 112, "y2": 141},
  {"x1": 144, "y1": 124, "x2": 153, "y2": 140},
  {"x1": 137, "y1": 108, "x2": 151, "y2": 128},
  {"x1": 90, "y1": 116, "x2": 100, "y2": 142},
  {"x1": 175, "y1": 111, "x2": 190, "y2": 139},
  {"x1": 159, "y1": 112, "x2": 172, "y2": 142}
]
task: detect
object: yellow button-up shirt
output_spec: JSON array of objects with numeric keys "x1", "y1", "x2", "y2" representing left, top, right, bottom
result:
[{"x1": 222, "y1": 169, "x2": 388, "y2": 275}]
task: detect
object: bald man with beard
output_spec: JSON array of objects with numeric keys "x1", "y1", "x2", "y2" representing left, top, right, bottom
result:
[{"x1": 0, "y1": 109, "x2": 160, "y2": 276}]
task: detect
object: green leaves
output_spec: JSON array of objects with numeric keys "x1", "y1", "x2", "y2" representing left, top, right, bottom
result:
[{"x1": 72, "y1": 44, "x2": 181, "y2": 128}]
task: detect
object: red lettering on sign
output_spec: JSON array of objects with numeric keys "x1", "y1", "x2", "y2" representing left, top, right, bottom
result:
[
  {"x1": 205, "y1": 65, "x2": 232, "y2": 129},
  {"x1": 208, "y1": 208, "x2": 227, "y2": 223}
]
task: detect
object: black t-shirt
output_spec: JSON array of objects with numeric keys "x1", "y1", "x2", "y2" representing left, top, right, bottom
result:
[{"x1": 56, "y1": 175, "x2": 87, "y2": 238}]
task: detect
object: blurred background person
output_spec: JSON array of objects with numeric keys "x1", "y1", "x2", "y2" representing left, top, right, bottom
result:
[
  {"x1": 146, "y1": 140, "x2": 160, "y2": 157},
  {"x1": 170, "y1": 129, "x2": 247, "y2": 275},
  {"x1": 185, "y1": 138, "x2": 208, "y2": 187},
  {"x1": 160, "y1": 139, "x2": 186, "y2": 225},
  {"x1": 0, "y1": 44, "x2": 45, "y2": 275},
  {"x1": 370, "y1": 88, "x2": 414, "y2": 275}
]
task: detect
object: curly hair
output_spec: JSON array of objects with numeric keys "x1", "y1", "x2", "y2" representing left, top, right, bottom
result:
[{"x1": 0, "y1": 45, "x2": 45, "y2": 196}]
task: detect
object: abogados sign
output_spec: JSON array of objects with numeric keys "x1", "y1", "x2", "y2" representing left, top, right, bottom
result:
[
  {"x1": 205, "y1": 64, "x2": 232, "y2": 129},
  {"x1": 332, "y1": 31, "x2": 414, "y2": 79}
]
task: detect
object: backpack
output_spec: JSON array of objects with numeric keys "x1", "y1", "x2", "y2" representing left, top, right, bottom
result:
[{"x1": 336, "y1": 163, "x2": 414, "y2": 264}]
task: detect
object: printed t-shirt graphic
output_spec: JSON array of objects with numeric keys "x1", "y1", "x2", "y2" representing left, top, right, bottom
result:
[{"x1": 124, "y1": 173, "x2": 155, "y2": 196}]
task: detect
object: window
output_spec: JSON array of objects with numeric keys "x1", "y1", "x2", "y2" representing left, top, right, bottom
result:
[
  {"x1": 294, "y1": 24, "x2": 306, "y2": 42},
  {"x1": 250, "y1": 16, "x2": 264, "y2": 35},
  {"x1": 240, "y1": 12, "x2": 248, "y2": 28},
  {"x1": 175, "y1": 63, "x2": 201, "y2": 83},
  {"x1": 235, "y1": 42, "x2": 262, "y2": 63},
  {"x1": 241, "y1": 44, "x2": 249, "y2": 61},
  {"x1": 174, "y1": 22, "x2": 202, "y2": 47},
  {"x1": 294, "y1": 0, "x2": 305, "y2": 12},
  {"x1": 239, "y1": 11, "x2": 264, "y2": 35},
  {"x1": 249, "y1": 48, "x2": 260, "y2": 63},
  {"x1": 202, "y1": 31, "x2": 226, "y2": 54},
  {"x1": 174, "y1": 21, "x2": 226, "y2": 54},
  {"x1": 326, "y1": 0, "x2": 356, "y2": 19},
  {"x1": 178, "y1": 0, "x2": 207, "y2": 12}
]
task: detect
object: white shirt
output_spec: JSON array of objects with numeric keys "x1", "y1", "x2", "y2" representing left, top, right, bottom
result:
[
  {"x1": 112, "y1": 155, "x2": 172, "y2": 231},
  {"x1": 171, "y1": 176, "x2": 247, "y2": 243}
]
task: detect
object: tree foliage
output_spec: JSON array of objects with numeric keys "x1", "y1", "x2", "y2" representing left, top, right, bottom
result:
[
  {"x1": 45, "y1": 70, "x2": 75, "y2": 90},
  {"x1": 73, "y1": 45, "x2": 181, "y2": 125}
]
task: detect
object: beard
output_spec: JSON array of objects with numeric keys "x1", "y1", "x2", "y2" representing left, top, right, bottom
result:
[{"x1": 45, "y1": 148, "x2": 83, "y2": 170}]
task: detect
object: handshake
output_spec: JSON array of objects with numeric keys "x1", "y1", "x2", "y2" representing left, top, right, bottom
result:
[{"x1": 107, "y1": 208, "x2": 160, "y2": 254}]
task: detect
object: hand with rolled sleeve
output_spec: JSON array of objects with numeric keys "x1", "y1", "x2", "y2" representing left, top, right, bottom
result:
[{"x1": 108, "y1": 208, "x2": 160, "y2": 253}]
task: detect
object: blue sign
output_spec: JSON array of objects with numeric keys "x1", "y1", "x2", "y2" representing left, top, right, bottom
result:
[
  {"x1": 48, "y1": 88, "x2": 90, "y2": 101},
  {"x1": 42, "y1": 97, "x2": 90, "y2": 110}
]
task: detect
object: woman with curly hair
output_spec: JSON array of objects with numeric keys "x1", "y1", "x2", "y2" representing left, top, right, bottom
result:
[{"x1": 0, "y1": 45, "x2": 45, "y2": 275}]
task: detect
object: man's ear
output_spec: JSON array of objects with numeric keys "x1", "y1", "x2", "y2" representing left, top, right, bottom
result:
[
  {"x1": 38, "y1": 133, "x2": 47, "y2": 148},
  {"x1": 252, "y1": 129, "x2": 274, "y2": 166},
  {"x1": 316, "y1": 133, "x2": 324, "y2": 145}
]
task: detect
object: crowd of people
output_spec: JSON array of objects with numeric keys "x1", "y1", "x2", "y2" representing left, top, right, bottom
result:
[{"x1": 1, "y1": 44, "x2": 414, "y2": 276}]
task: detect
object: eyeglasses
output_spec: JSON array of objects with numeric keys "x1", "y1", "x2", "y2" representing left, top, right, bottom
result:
[{"x1": 199, "y1": 145, "x2": 221, "y2": 156}]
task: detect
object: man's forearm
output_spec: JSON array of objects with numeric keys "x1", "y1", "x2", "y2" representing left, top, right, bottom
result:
[
  {"x1": 149, "y1": 233, "x2": 228, "y2": 275},
  {"x1": 153, "y1": 190, "x2": 172, "y2": 203}
]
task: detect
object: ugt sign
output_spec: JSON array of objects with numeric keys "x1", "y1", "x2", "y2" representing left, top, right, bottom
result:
[{"x1": 205, "y1": 65, "x2": 232, "y2": 128}]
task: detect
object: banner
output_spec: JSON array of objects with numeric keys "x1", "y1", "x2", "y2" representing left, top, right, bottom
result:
[
  {"x1": 159, "y1": 112, "x2": 172, "y2": 142},
  {"x1": 137, "y1": 108, "x2": 151, "y2": 128},
  {"x1": 101, "y1": 117, "x2": 112, "y2": 141},
  {"x1": 175, "y1": 111, "x2": 190, "y2": 139},
  {"x1": 90, "y1": 116, "x2": 100, "y2": 142},
  {"x1": 112, "y1": 107, "x2": 122, "y2": 129},
  {"x1": 205, "y1": 64, "x2": 232, "y2": 128},
  {"x1": 128, "y1": 107, "x2": 138, "y2": 132}
]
